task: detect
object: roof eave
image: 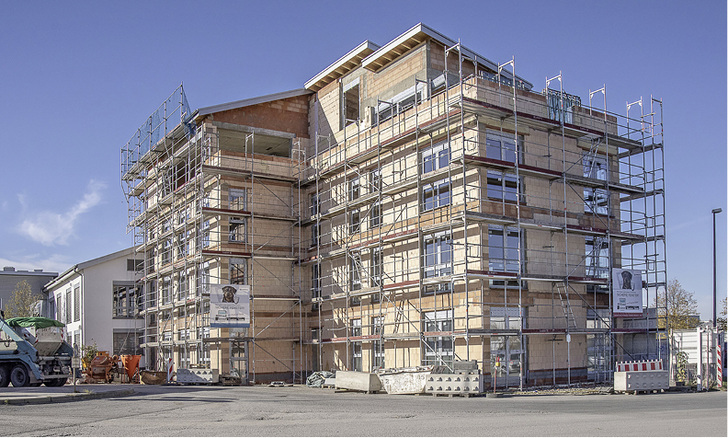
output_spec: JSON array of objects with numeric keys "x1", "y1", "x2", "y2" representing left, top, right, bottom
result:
[
  {"x1": 304, "y1": 40, "x2": 380, "y2": 92},
  {"x1": 362, "y1": 23, "x2": 533, "y2": 90},
  {"x1": 197, "y1": 89, "x2": 313, "y2": 117}
]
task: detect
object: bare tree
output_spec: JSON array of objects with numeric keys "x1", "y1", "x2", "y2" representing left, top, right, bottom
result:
[
  {"x1": 4, "y1": 280, "x2": 42, "y2": 318},
  {"x1": 655, "y1": 279, "x2": 699, "y2": 331},
  {"x1": 717, "y1": 297, "x2": 727, "y2": 332}
]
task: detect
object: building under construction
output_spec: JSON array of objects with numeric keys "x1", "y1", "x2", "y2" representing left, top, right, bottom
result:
[{"x1": 121, "y1": 23, "x2": 667, "y2": 387}]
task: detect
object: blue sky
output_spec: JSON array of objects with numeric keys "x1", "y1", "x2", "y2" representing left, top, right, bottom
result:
[{"x1": 0, "y1": 1, "x2": 725, "y2": 319}]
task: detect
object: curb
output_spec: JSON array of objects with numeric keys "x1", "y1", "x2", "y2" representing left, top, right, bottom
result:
[{"x1": 2, "y1": 389, "x2": 136, "y2": 406}]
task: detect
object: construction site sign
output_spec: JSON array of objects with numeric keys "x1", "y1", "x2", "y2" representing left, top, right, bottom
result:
[
  {"x1": 612, "y1": 268, "x2": 643, "y2": 317},
  {"x1": 210, "y1": 284, "x2": 250, "y2": 328}
]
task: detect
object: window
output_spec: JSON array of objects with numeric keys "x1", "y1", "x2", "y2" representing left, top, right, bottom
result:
[
  {"x1": 126, "y1": 259, "x2": 143, "y2": 272},
  {"x1": 487, "y1": 171, "x2": 522, "y2": 202},
  {"x1": 161, "y1": 216, "x2": 172, "y2": 234},
  {"x1": 488, "y1": 225, "x2": 524, "y2": 288},
  {"x1": 583, "y1": 153, "x2": 609, "y2": 215},
  {"x1": 585, "y1": 237, "x2": 609, "y2": 294},
  {"x1": 229, "y1": 188, "x2": 247, "y2": 211},
  {"x1": 587, "y1": 308, "x2": 611, "y2": 381},
  {"x1": 201, "y1": 221, "x2": 210, "y2": 248},
  {"x1": 342, "y1": 79, "x2": 360, "y2": 128},
  {"x1": 376, "y1": 82, "x2": 427, "y2": 123},
  {"x1": 73, "y1": 286, "x2": 80, "y2": 322},
  {"x1": 161, "y1": 276, "x2": 172, "y2": 305},
  {"x1": 197, "y1": 262, "x2": 210, "y2": 296},
  {"x1": 145, "y1": 248, "x2": 155, "y2": 274},
  {"x1": 310, "y1": 193, "x2": 319, "y2": 217},
  {"x1": 113, "y1": 283, "x2": 141, "y2": 318},
  {"x1": 421, "y1": 142, "x2": 451, "y2": 211},
  {"x1": 422, "y1": 180, "x2": 451, "y2": 211},
  {"x1": 65, "y1": 289, "x2": 72, "y2": 324},
  {"x1": 176, "y1": 232, "x2": 189, "y2": 259},
  {"x1": 372, "y1": 316, "x2": 384, "y2": 370},
  {"x1": 230, "y1": 258, "x2": 247, "y2": 285},
  {"x1": 349, "y1": 210, "x2": 360, "y2": 234},
  {"x1": 311, "y1": 223, "x2": 319, "y2": 247},
  {"x1": 584, "y1": 189, "x2": 609, "y2": 215},
  {"x1": 177, "y1": 271, "x2": 188, "y2": 300},
  {"x1": 349, "y1": 252, "x2": 362, "y2": 292},
  {"x1": 486, "y1": 130, "x2": 522, "y2": 163},
  {"x1": 312, "y1": 263, "x2": 321, "y2": 299},
  {"x1": 369, "y1": 168, "x2": 381, "y2": 193},
  {"x1": 422, "y1": 141, "x2": 450, "y2": 174},
  {"x1": 113, "y1": 330, "x2": 142, "y2": 355},
  {"x1": 229, "y1": 217, "x2": 247, "y2": 242},
  {"x1": 423, "y1": 233, "x2": 452, "y2": 279},
  {"x1": 148, "y1": 280, "x2": 157, "y2": 307},
  {"x1": 197, "y1": 328, "x2": 211, "y2": 367},
  {"x1": 423, "y1": 309, "x2": 453, "y2": 366},
  {"x1": 370, "y1": 202, "x2": 382, "y2": 228},
  {"x1": 349, "y1": 177, "x2": 360, "y2": 201},
  {"x1": 350, "y1": 319, "x2": 362, "y2": 371},
  {"x1": 546, "y1": 89, "x2": 580, "y2": 124},
  {"x1": 370, "y1": 248, "x2": 382, "y2": 288},
  {"x1": 490, "y1": 307, "x2": 523, "y2": 386},
  {"x1": 162, "y1": 238, "x2": 172, "y2": 265}
]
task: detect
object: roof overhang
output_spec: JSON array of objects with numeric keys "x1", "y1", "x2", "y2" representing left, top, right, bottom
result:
[
  {"x1": 196, "y1": 89, "x2": 313, "y2": 119},
  {"x1": 304, "y1": 40, "x2": 380, "y2": 92},
  {"x1": 362, "y1": 23, "x2": 533, "y2": 90}
]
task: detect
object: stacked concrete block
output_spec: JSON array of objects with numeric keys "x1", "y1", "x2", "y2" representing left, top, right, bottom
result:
[
  {"x1": 425, "y1": 371, "x2": 483, "y2": 397},
  {"x1": 176, "y1": 367, "x2": 220, "y2": 385}
]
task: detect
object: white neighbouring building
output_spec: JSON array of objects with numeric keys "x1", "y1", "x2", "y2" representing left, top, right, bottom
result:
[{"x1": 44, "y1": 247, "x2": 145, "y2": 365}]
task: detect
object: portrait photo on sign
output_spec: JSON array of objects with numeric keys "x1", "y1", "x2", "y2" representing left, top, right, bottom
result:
[{"x1": 209, "y1": 284, "x2": 250, "y2": 328}]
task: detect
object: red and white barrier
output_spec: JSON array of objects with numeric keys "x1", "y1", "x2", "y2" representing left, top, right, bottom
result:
[
  {"x1": 167, "y1": 358, "x2": 174, "y2": 382},
  {"x1": 717, "y1": 342, "x2": 723, "y2": 388},
  {"x1": 616, "y1": 360, "x2": 663, "y2": 372}
]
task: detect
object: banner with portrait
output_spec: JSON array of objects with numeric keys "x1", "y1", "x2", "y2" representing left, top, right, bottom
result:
[
  {"x1": 612, "y1": 269, "x2": 643, "y2": 318},
  {"x1": 209, "y1": 284, "x2": 250, "y2": 328}
]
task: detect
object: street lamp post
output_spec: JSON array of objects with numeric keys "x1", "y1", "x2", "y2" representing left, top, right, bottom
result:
[{"x1": 712, "y1": 208, "x2": 722, "y2": 328}]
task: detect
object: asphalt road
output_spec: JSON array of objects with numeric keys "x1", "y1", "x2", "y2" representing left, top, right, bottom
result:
[{"x1": 1, "y1": 385, "x2": 726, "y2": 436}]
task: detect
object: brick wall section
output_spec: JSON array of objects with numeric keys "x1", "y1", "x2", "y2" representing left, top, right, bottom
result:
[{"x1": 212, "y1": 94, "x2": 310, "y2": 138}]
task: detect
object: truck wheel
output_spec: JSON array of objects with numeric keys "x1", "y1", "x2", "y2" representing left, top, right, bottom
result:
[
  {"x1": 0, "y1": 365, "x2": 10, "y2": 387},
  {"x1": 44, "y1": 378, "x2": 67, "y2": 387},
  {"x1": 10, "y1": 364, "x2": 30, "y2": 387}
]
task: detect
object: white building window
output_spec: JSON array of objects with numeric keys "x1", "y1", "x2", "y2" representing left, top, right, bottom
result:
[
  {"x1": 423, "y1": 233, "x2": 452, "y2": 279},
  {"x1": 229, "y1": 188, "x2": 247, "y2": 211},
  {"x1": 350, "y1": 318, "x2": 362, "y2": 371},
  {"x1": 487, "y1": 171, "x2": 522, "y2": 202},
  {"x1": 230, "y1": 258, "x2": 247, "y2": 285},
  {"x1": 486, "y1": 130, "x2": 522, "y2": 163},
  {"x1": 488, "y1": 225, "x2": 524, "y2": 288},
  {"x1": 113, "y1": 283, "x2": 141, "y2": 318},
  {"x1": 350, "y1": 252, "x2": 362, "y2": 292},
  {"x1": 73, "y1": 286, "x2": 80, "y2": 322},
  {"x1": 422, "y1": 141, "x2": 450, "y2": 174},
  {"x1": 229, "y1": 217, "x2": 247, "y2": 242},
  {"x1": 421, "y1": 141, "x2": 451, "y2": 211},
  {"x1": 371, "y1": 316, "x2": 384, "y2": 370},
  {"x1": 423, "y1": 309, "x2": 453, "y2": 367},
  {"x1": 583, "y1": 153, "x2": 609, "y2": 215}
]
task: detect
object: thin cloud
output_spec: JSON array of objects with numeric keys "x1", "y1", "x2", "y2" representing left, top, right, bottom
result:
[{"x1": 18, "y1": 180, "x2": 106, "y2": 246}]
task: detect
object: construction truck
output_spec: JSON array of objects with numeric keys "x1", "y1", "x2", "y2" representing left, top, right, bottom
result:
[{"x1": 0, "y1": 314, "x2": 73, "y2": 387}]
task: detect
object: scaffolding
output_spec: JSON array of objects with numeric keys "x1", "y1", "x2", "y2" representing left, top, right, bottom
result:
[
  {"x1": 121, "y1": 84, "x2": 307, "y2": 383},
  {"x1": 306, "y1": 38, "x2": 668, "y2": 389}
]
